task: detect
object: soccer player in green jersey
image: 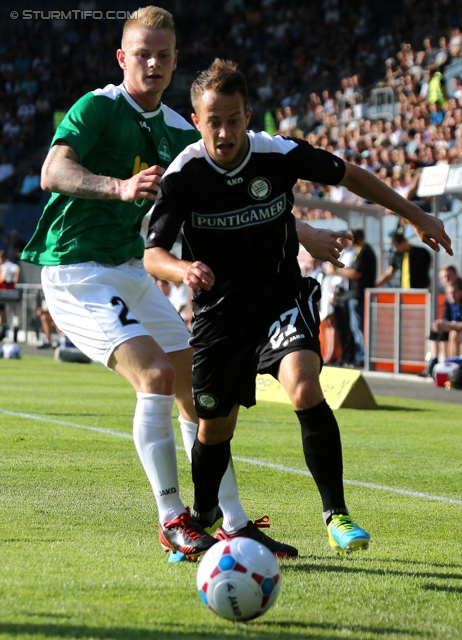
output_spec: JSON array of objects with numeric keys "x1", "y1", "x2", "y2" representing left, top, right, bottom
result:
[{"x1": 21, "y1": 6, "x2": 220, "y2": 559}]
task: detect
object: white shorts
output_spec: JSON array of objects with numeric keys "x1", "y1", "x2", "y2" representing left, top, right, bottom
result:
[{"x1": 41, "y1": 260, "x2": 191, "y2": 368}]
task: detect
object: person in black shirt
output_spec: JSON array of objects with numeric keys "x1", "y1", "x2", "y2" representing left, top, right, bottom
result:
[
  {"x1": 144, "y1": 59, "x2": 452, "y2": 556},
  {"x1": 339, "y1": 228, "x2": 377, "y2": 367},
  {"x1": 375, "y1": 231, "x2": 431, "y2": 289}
]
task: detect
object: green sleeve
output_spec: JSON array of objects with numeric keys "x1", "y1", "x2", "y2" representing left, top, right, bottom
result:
[{"x1": 51, "y1": 92, "x2": 110, "y2": 160}]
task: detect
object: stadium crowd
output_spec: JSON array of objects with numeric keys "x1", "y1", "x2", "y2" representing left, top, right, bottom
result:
[{"x1": 0, "y1": 0, "x2": 461, "y2": 212}]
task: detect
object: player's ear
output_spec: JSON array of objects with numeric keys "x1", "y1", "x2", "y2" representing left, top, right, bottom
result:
[
  {"x1": 191, "y1": 113, "x2": 200, "y2": 129},
  {"x1": 116, "y1": 49, "x2": 126, "y2": 70},
  {"x1": 245, "y1": 107, "x2": 253, "y2": 126}
]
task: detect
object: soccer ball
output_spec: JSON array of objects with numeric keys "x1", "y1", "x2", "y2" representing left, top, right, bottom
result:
[{"x1": 196, "y1": 537, "x2": 281, "y2": 622}]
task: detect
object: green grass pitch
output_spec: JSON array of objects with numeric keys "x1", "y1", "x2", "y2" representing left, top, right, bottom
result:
[{"x1": 1, "y1": 355, "x2": 461, "y2": 639}]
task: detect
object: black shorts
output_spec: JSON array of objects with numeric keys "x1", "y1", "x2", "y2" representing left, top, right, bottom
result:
[{"x1": 190, "y1": 277, "x2": 322, "y2": 418}]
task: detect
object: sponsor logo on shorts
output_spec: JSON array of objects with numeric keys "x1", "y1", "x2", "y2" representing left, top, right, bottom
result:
[
  {"x1": 197, "y1": 393, "x2": 218, "y2": 410},
  {"x1": 282, "y1": 333, "x2": 305, "y2": 347}
]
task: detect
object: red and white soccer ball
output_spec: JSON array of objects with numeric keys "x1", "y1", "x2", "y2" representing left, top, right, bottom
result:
[{"x1": 196, "y1": 537, "x2": 281, "y2": 622}]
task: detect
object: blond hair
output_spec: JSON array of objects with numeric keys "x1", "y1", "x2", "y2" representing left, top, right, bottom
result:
[{"x1": 122, "y1": 6, "x2": 175, "y2": 45}]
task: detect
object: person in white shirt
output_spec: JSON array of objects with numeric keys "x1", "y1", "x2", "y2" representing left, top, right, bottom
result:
[{"x1": 169, "y1": 281, "x2": 192, "y2": 328}]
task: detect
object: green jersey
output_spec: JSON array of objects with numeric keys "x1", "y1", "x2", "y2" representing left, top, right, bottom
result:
[{"x1": 22, "y1": 83, "x2": 200, "y2": 266}]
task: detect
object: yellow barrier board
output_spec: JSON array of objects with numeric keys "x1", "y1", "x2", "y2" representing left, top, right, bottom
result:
[{"x1": 256, "y1": 368, "x2": 377, "y2": 410}]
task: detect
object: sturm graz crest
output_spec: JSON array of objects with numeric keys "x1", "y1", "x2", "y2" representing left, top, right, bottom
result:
[
  {"x1": 197, "y1": 393, "x2": 218, "y2": 410},
  {"x1": 248, "y1": 177, "x2": 271, "y2": 200}
]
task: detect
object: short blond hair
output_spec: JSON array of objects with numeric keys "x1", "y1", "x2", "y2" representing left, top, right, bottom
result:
[{"x1": 122, "y1": 6, "x2": 175, "y2": 45}]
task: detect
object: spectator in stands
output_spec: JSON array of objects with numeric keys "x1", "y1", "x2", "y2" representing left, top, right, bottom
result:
[
  {"x1": 2, "y1": 116, "x2": 21, "y2": 143},
  {"x1": 0, "y1": 248, "x2": 20, "y2": 335},
  {"x1": 34, "y1": 92, "x2": 52, "y2": 144},
  {"x1": 332, "y1": 234, "x2": 357, "y2": 366},
  {"x1": 277, "y1": 104, "x2": 298, "y2": 136},
  {"x1": 434, "y1": 35, "x2": 452, "y2": 71},
  {"x1": 154, "y1": 276, "x2": 170, "y2": 297},
  {"x1": 415, "y1": 68, "x2": 431, "y2": 104},
  {"x1": 0, "y1": 249, "x2": 20, "y2": 289},
  {"x1": 303, "y1": 255, "x2": 323, "y2": 280},
  {"x1": 169, "y1": 281, "x2": 193, "y2": 330},
  {"x1": 450, "y1": 77, "x2": 462, "y2": 104},
  {"x1": 431, "y1": 276, "x2": 462, "y2": 355},
  {"x1": 0, "y1": 152, "x2": 15, "y2": 201},
  {"x1": 17, "y1": 92, "x2": 36, "y2": 122},
  {"x1": 15, "y1": 164, "x2": 42, "y2": 203},
  {"x1": 448, "y1": 26, "x2": 462, "y2": 60},
  {"x1": 396, "y1": 42, "x2": 414, "y2": 74},
  {"x1": 154, "y1": 273, "x2": 192, "y2": 327},
  {"x1": 2, "y1": 230, "x2": 26, "y2": 263},
  {"x1": 338, "y1": 228, "x2": 377, "y2": 367},
  {"x1": 375, "y1": 231, "x2": 431, "y2": 289},
  {"x1": 415, "y1": 36, "x2": 438, "y2": 72},
  {"x1": 319, "y1": 261, "x2": 343, "y2": 364},
  {"x1": 420, "y1": 264, "x2": 460, "y2": 377},
  {"x1": 36, "y1": 297, "x2": 61, "y2": 349}
]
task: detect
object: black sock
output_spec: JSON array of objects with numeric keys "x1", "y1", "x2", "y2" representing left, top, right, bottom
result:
[
  {"x1": 296, "y1": 399, "x2": 346, "y2": 513},
  {"x1": 191, "y1": 437, "x2": 231, "y2": 515}
]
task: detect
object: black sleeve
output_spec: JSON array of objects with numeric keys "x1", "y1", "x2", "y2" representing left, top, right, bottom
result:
[
  {"x1": 286, "y1": 137, "x2": 346, "y2": 185},
  {"x1": 145, "y1": 173, "x2": 187, "y2": 251}
]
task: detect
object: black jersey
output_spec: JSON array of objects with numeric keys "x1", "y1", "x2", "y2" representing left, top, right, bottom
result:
[
  {"x1": 390, "y1": 246, "x2": 431, "y2": 288},
  {"x1": 146, "y1": 131, "x2": 345, "y2": 314}
]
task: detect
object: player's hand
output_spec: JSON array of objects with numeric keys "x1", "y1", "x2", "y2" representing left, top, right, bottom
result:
[
  {"x1": 413, "y1": 216, "x2": 453, "y2": 255},
  {"x1": 183, "y1": 261, "x2": 215, "y2": 292},
  {"x1": 298, "y1": 224, "x2": 352, "y2": 268},
  {"x1": 118, "y1": 165, "x2": 165, "y2": 202},
  {"x1": 432, "y1": 319, "x2": 447, "y2": 332}
]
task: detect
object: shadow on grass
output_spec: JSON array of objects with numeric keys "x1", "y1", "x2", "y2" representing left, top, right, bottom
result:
[
  {"x1": 0, "y1": 621, "x2": 426, "y2": 639},
  {"x1": 374, "y1": 404, "x2": 430, "y2": 412},
  {"x1": 291, "y1": 560, "x2": 462, "y2": 582},
  {"x1": 422, "y1": 583, "x2": 462, "y2": 594},
  {"x1": 260, "y1": 620, "x2": 427, "y2": 636}
]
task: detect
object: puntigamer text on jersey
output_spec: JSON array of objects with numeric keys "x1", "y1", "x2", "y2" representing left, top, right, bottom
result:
[{"x1": 192, "y1": 194, "x2": 286, "y2": 230}]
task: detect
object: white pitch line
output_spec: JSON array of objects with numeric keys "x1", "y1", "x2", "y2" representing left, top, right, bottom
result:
[
  {"x1": 2, "y1": 408, "x2": 462, "y2": 506},
  {"x1": 0, "y1": 409, "x2": 133, "y2": 440}
]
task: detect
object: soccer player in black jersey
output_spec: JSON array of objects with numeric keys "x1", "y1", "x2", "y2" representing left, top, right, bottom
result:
[{"x1": 144, "y1": 59, "x2": 452, "y2": 555}]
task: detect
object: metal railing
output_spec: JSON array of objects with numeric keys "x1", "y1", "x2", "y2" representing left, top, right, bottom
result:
[
  {"x1": 365, "y1": 288, "x2": 430, "y2": 374},
  {"x1": 2, "y1": 283, "x2": 44, "y2": 344}
]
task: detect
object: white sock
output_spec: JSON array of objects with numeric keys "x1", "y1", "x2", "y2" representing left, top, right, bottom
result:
[
  {"x1": 133, "y1": 393, "x2": 185, "y2": 526},
  {"x1": 178, "y1": 417, "x2": 248, "y2": 532}
]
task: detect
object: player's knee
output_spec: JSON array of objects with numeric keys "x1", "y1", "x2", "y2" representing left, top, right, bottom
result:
[
  {"x1": 289, "y1": 377, "x2": 324, "y2": 410},
  {"x1": 198, "y1": 420, "x2": 235, "y2": 445},
  {"x1": 142, "y1": 360, "x2": 176, "y2": 395}
]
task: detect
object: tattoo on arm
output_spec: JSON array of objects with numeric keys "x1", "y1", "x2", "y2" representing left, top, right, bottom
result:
[{"x1": 44, "y1": 141, "x2": 119, "y2": 200}]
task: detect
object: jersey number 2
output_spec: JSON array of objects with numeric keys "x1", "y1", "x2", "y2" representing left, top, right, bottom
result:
[{"x1": 111, "y1": 296, "x2": 140, "y2": 326}]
